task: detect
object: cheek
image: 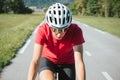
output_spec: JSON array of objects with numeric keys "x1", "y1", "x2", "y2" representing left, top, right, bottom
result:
[{"x1": 52, "y1": 32, "x2": 56, "y2": 37}]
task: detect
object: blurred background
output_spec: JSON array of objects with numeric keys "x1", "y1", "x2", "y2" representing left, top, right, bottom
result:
[{"x1": 0, "y1": 0, "x2": 120, "y2": 80}]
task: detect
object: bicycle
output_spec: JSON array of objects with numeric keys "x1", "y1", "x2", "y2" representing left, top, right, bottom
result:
[
  {"x1": 36, "y1": 72, "x2": 59, "y2": 80},
  {"x1": 54, "y1": 72, "x2": 59, "y2": 80}
]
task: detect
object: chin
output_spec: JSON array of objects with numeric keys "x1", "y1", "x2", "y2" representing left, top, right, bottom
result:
[
  {"x1": 55, "y1": 36, "x2": 63, "y2": 40},
  {"x1": 56, "y1": 37, "x2": 62, "y2": 40}
]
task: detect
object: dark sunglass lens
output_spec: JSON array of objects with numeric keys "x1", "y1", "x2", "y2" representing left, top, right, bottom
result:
[
  {"x1": 53, "y1": 28, "x2": 56, "y2": 32},
  {"x1": 52, "y1": 27, "x2": 68, "y2": 33},
  {"x1": 63, "y1": 28, "x2": 68, "y2": 32},
  {"x1": 58, "y1": 29, "x2": 62, "y2": 32}
]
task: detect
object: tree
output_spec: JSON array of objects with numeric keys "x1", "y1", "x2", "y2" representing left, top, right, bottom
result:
[
  {"x1": 11, "y1": 0, "x2": 27, "y2": 13},
  {"x1": 0, "y1": 0, "x2": 4, "y2": 13},
  {"x1": 86, "y1": 0, "x2": 100, "y2": 16},
  {"x1": 110, "y1": 0, "x2": 120, "y2": 17},
  {"x1": 2, "y1": 0, "x2": 12, "y2": 13},
  {"x1": 0, "y1": 0, "x2": 32, "y2": 14},
  {"x1": 81, "y1": 0, "x2": 88, "y2": 15},
  {"x1": 69, "y1": 0, "x2": 88, "y2": 15},
  {"x1": 98, "y1": 0, "x2": 119, "y2": 17},
  {"x1": 74, "y1": 0, "x2": 86, "y2": 15},
  {"x1": 69, "y1": 2, "x2": 78, "y2": 15},
  {"x1": 102, "y1": 0, "x2": 110, "y2": 17}
]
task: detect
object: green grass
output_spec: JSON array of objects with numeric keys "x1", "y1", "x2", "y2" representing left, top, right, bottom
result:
[
  {"x1": 73, "y1": 15, "x2": 120, "y2": 38},
  {"x1": 0, "y1": 13, "x2": 44, "y2": 71}
]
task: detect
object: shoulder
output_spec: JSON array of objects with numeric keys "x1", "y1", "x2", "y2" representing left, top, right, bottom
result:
[
  {"x1": 35, "y1": 23, "x2": 50, "y2": 44},
  {"x1": 37, "y1": 23, "x2": 51, "y2": 33},
  {"x1": 69, "y1": 23, "x2": 85, "y2": 45},
  {"x1": 70, "y1": 23, "x2": 78, "y2": 27},
  {"x1": 38, "y1": 23, "x2": 49, "y2": 30},
  {"x1": 69, "y1": 23, "x2": 82, "y2": 32}
]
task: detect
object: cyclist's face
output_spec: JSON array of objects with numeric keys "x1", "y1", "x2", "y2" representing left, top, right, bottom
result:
[{"x1": 51, "y1": 27, "x2": 68, "y2": 40}]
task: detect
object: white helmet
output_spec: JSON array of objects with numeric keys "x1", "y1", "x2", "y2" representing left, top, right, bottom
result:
[{"x1": 46, "y1": 3, "x2": 72, "y2": 29}]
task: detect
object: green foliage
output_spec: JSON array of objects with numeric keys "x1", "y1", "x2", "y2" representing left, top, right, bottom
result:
[
  {"x1": 0, "y1": 0, "x2": 4, "y2": 13},
  {"x1": 69, "y1": 2, "x2": 78, "y2": 15},
  {"x1": 69, "y1": 0, "x2": 120, "y2": 18},
  {"x1": 109, "y1": 0, "x2": 120, "y2": 17},
  {"x1": 0, "y1": 0, "x2": 33, "y2": 14},
  {"x1": 86, "y1": 0, "x2": 99, "y2": 15}
]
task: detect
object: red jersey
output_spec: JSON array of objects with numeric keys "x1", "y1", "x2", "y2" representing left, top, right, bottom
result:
[{"x1": 35, "y1": 23, "x2": 85, "y2": 64}]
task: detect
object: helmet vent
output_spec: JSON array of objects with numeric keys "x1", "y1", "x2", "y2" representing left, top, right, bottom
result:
[
  {"x1": 50, "y1": 17, "x2": 52, "y2": 23},
  {"x1": 59, "y1": 18, "x2": 61, "y2": 24},
  {"x1": 67, "y1": 11, "x2": 70, "y2": 23},
  {"x1": 54, "y1": 10, "x2": 56, "y2": 14},
  {"x1": 63, "y1": 10, "x2": 65, "y2": 14},
  {"x1": 59, "y1": 11, "x2": 61, "y2": 15},
  {"x1": 67, "y1": 16, "x2": 70, "y2": 23},
  {"x1": 55, "y1": 18, "x2": 57, "y2": 24},
  {"x1": 63, "y1": 17, "x2": 65, "y2": 25},
  {"x1": 47, "y1": 17, "x2": 48, "y2": 22},
  {"x1": 49, "y1": 11, "x2": 51, "y2": 14},
  {"x1": 58, "y1": 6, "x2": 60, "y2": 8}
]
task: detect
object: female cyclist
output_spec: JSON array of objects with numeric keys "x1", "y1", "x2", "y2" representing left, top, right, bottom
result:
[{"x1": 28, "y1": 3, "x2": 85, "y2": 80}]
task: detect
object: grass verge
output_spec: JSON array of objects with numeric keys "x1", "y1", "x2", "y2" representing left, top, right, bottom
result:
[
  {"x1": 0, "y1": 13, "x2": 44, "y2": 72},
  {"x1": 73, "y1": 15, "x2": 120, "y2": 38}
]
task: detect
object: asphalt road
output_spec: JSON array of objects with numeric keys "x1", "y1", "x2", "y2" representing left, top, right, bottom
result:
[{"x1": 0, "y1": 20, "x2": 120, "y2": 80}]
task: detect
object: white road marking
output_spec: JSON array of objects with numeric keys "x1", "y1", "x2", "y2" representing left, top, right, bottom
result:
[
  {"x1": 33, "y1": 21, "x2": 45, "y2": 34},
  {"x1": 81, "y1": 22, "x2": 106, "y2": 35},
  {"x1": 18, "y1": 39, "x2": 31, "y2": 54},
  {"x1": 33, "y1": 26, "x2": 39, "y2": 34},
  {"x1": 94, "y1": 28, "x2": 106, "y2": 34},
  {"x1": 102, "y1": 72, "x2": 113, "y2": 80},
  {"x1": 18, "y1": 21, "x2": 45, "y2": 54},
  {"x1": 83, "y1": 24, "x2": 89, "y2": 27},
  {"x1": 85, "y1": 51, "x2": 92, "y2": 56}
]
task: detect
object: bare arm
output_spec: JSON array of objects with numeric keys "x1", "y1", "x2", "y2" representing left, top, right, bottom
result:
[
  {"x1": 28, "y1": 43, "x2": 43, "y2": 80},
  {"x1": 74, "y1": 44, "x2": 85, "y2": 80}
]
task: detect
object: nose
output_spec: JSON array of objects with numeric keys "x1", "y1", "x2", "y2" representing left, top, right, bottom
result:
[{"x1": 56, "y1": 33, "x2": 63, "y2": 38}]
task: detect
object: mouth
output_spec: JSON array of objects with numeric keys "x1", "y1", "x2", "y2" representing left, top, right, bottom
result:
[
  {"x1": 52, "y1": 31, "x2": 66, "y2": 40},
  {"x1": 56, "y1": 34, "x2": 63, "y2": 39}
]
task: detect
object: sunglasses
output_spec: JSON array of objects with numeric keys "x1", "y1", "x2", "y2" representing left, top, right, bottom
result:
[{"x1": 51, "y1": 27, "x2": 69, "y2": 33}]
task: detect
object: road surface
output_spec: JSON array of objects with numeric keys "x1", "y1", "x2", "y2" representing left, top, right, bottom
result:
[{"x1": 0, "y1": 20, "x2": 120, "y2": 80}]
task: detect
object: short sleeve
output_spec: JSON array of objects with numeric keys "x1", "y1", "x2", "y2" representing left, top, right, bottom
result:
[
  {"x1": 72, "y1": 24, "x2": 85, "y2": 46},
  {"x1": 35, "y1": 25, "x2": 46, "y2": 45}
]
